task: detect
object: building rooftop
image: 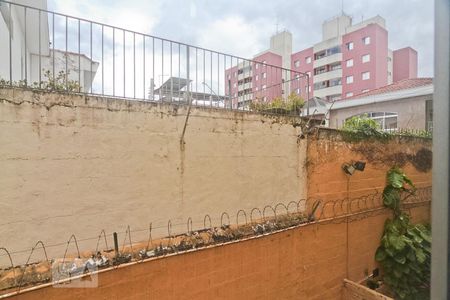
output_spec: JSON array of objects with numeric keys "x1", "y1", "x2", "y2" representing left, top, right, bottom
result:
[
  {"x1": 331, "y1": 78, "x2": 433, "y2": 111},
  {"x1": 346, "y1": 78, "x2": 433, "y2": 99}
]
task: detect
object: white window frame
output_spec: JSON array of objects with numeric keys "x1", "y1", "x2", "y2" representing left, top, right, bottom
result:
[
  {"x1": 347, "y1": 42, "x2": 354, "y2": 50},
  {"x1": 306, "y1": 56, "x2": 311, "y2": 64},
  {"x1": 346, "y1": 92, "x2": 353, "y2": 97},
  {"x1": 363, "y1": 36, "x2": 371, "y2": 45},
  {"x1": 349, "y1": 112, "x2": 398, "y2": 131},
  {"x1": 346, "y1": 59, "x2": 354, "y2": 67},
  {"x1": 346, "y1": 75, "x2": 354, "y2": 84},
  {"x1": 362, "y1": 54, "x2": 371, "y2": 63},
  {"x1": 294, "y1": 60, "x2": 300, "y2": 67},
  {"x1": 262, "y1": 72, "x2": 267, "y2": 79},
  {"x1": 255, "y1": 75, "x2": 259, "y2": 81},
  {"x1": 362, "y1": 71, "x2": 370, "y2": 80}
]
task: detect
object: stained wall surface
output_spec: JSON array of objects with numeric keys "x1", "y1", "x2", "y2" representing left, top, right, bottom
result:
[
  {"x1": 6, "y1": 204, "x2": 430, "y2": 300},
  {"x1": 0, "y1": 87, "x2": 306, "y2": 263},
  {"x1": 307, "y1": 128, "x2": 432, "y2": 201}
]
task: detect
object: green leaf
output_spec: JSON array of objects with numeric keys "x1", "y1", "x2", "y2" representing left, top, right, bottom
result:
[
  {"x1": 389, "y1": 234, "x2": 406, "y2": 251},
  {"x1": 375, "y1": 247, "x2": 387, "y2": 261},
  {"x1": 383, "y1": 186, "x2": 400, "y2": 209},
  {"x1": 416, "y1": 249, "x2": 426, "y2": 264},
  {"x1": 388, "y1": 169, "x2": 405, "y2": 188},
  {"x1": 394, "y1": 255, "x2": 407, "y2": 264}
]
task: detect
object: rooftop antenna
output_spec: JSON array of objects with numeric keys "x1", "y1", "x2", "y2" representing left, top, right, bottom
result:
[{"x1": 341, "y1": 0, "x2": 344, "y2": 15}]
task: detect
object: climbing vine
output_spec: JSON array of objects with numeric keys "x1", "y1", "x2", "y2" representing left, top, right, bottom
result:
[{"x1": 375, "y1": 167, "x2": 431, "y2": 299}]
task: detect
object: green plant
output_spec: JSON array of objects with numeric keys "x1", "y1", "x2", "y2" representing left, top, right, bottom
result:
[
  {"x1": 342, "y1": 114, "x2": 390, "y2": 141},
  {"x1": 0, "y1": 69, "x2": 81, "y2": 92},
  {"x1": 249, "y1": 92, "x2": 304, "y2": 114},
  {"x1": 375, "y1": 167, "x2": 431, "y2": 300}
]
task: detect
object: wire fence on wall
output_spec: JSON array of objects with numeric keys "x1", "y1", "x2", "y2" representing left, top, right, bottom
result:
[
  {"x1": 0, "y1": 0, "x2": 310, "y2": 115},
  {"x1": 0, "y1": 186, "x2": 431, "y2": 295}
]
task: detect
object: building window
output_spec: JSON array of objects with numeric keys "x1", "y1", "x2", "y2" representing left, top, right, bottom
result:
[
  {"x1": 387, "y1": 56, "x2": 392, "y2": 62},
  {"x1": 294, "y1": 74, "x2": 300, "y2": 79},
  {"x1": 255, "y1": 64, "x2": 259, "y2": 70},
  {"x1": 362, "y1": 71, "x2": 370, "y2": 80},
  {"x1": 346, "y1": 42, "x2": 354, "y2": 50},
  {"x1": 363, "y1": 36, "x2": 371, "y2": 45},
  {"x1": 346, "y1": 92, "x2": 353, "y2": 97},
  {"x1": 362, "y1": 89, "x2": 369, "y2": 93},
  {"x1": 234, "y1": 72, "x2": 237, "y2": 78},
  {"x1": 387, "y1": 71, "x2": 392, "y2": 76},
  {"x1": 362, "y1": 54, "x2": 371, "y2": 63},
  {"x1": 227, "y1": 75, "x2": 231, "y2": 80},
  {"x1": 306, "y1": 71, "x2": 311, "y2": 77},
  {"x1": 255, "y1": 87, "x2": 258, "y2": 91},
  {"x1": 296, "y1": 88, "x2": 301, "y2": 94},
  {"x1": 346, "y1": 75, "x2": 354, "y2": 84},
  {"x1": 262, "y1": 72, "x2": 266, "y2": 79},
  {"x1": 255, "y1": 75, "x2": 259, "y2": 81},
  {"x1": 262, "y1": 84, "x2": 266, "y2": 90},
  {"x1": 294, "y1": 60, "x2": 300, "y2": 67},
  {"x1": 306, "y1": 56, "x2": 312, "y2": 64},
  {"x1": 329, "y1": 78, "x2": 342, "y2": 87},
  {"x1": 262, "y1": 60, "x2": 266, "y2": 65},
  {"x1": 346, "y1": 59, "x2": 354, "y2": 67},
  {"x1": 233, "y1": 83, "x2": 237, "y2": 88},
  {"x1": 426, "y1": 99, "x2": 433, "y2": 132},
  {"x1": 330, "y1": 63, "x2": 342, "y2": 71},
  {"x1": 348, "y1": 112, "x2": 398, "y2": 131}
]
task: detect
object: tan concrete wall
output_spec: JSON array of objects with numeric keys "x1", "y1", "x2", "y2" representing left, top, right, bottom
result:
[
  {"x1": 5, "y1": 203, "x2": 430, "y2": 300},
  {"x1": 0, "y1": 88, "x2": 306, "y2": 263}
]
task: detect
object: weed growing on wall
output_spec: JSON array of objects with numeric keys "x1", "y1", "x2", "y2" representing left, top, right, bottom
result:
[
  {"x1": 249, "y1": 92, "x2": 304, "y2": 115},
  {"x1": 0, "y1": 69, "x2": 81, "y2": 92},
  {"x1": 375, "y1": 167, "x2": 431, "y2": 300}
]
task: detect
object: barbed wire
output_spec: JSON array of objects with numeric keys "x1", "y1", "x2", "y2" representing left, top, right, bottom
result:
[{"x1": 0, "y1": 187, "x2": 432, "y2": 294}]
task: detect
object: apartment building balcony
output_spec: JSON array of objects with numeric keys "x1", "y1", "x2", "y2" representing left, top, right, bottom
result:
[
  {"x1": 238, "y1": 93, "x2": 253, "y2": 102},
  {"x1": 313, "y1": 69, "x2": 343, "y2": 84},
  {"x1": 238, "y1": 71, "x2": 252, "y2": 81},
  {"x1": 314, "y1": 85, "x2": 342, "y2": 98},
  {"x1": 238, "y1": 82, "x2": 252, "y2": 91},
  {"x1": 313, "y1": 53, "x2": 342, "y2": 69}
]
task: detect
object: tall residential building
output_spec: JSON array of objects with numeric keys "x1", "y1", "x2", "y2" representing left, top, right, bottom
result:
[{"x1": 226, "y1": 14, "x2": 418, "y2": 108}]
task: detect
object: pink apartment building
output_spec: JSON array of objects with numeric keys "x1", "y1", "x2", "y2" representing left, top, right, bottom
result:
[{"x1": 226, "y1": 14, "x2": 418, "y2": 109}]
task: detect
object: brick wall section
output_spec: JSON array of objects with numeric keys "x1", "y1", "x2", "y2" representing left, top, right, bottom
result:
[
  {"x1": 307, "y1": 128, "x2": 432, "y2": 201},
  {"x1": 7, "y1": 204, "x2": 429, "y2": 300}
]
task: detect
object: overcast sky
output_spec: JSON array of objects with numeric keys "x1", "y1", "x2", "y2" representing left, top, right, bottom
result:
[{"x1": 48, "y1": 0, "x2": 434, "y2": 77}]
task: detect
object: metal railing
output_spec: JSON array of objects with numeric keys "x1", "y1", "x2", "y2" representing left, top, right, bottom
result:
[{"x1": 0, "y1": 0, "x2": 309, "y2": 114}]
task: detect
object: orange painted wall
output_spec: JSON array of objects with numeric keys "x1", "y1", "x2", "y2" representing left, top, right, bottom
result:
[
  {"x1": 8, "y1": 204, "x2": 429, "y2": 300},
  {"x1": 307, "y1": 128, "x2": 432, "y2": 201}
]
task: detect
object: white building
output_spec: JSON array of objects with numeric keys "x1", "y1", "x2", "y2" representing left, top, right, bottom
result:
[{"x1": 0, "y1": 0, "x2": 98, "y2": 91}]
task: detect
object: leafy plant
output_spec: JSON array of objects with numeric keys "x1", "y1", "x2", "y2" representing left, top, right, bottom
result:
[
  {"x1": 0, "y1": 69, "x2": 81, "y2": 92},
  {"x1": 249, "y1": 92, "x2": 304, "y2": 114},
  {"x1": 342, "y1": 114, "x2": 390, "y2": 141},
  {"x1": 375, "y1": 167, "x2": 431, "y2": 299}
]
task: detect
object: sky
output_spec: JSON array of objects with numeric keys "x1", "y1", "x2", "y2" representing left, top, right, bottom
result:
[{"x1": 48, "y1": 0, "x2": 434, "y2": 78}]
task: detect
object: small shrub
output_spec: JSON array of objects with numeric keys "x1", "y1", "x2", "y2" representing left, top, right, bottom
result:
[
  {"x1": 0, "y1": 69, "x2": 81, "y2": 92},
  {"x1": 249, "y1": 92, "x2": 304, "y2": 114}
]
